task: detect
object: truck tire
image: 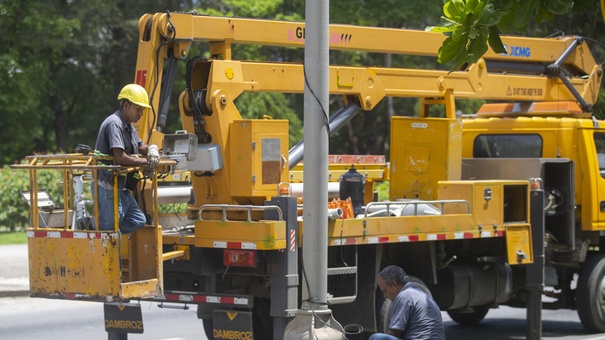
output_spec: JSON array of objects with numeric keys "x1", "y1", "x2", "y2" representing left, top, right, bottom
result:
[
  {"x1": 378, "y1": 276, "x2": 432, "y2": 332},
  {"x1": 577, "y1": 254, "x2": 605, "y2": 333},
  {"x1": 378, "y1": 297, "x2": 392, "y2": 333},
  {"x1": 447, "y1": 307, "x2": 489, "y2": 325}
]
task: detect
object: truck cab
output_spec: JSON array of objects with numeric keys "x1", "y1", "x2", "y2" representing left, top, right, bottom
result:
[{"x1": 462, "y1": 101, "x2": 605, "y2": 331}]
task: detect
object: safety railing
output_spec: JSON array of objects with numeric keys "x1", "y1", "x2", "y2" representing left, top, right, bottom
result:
[
  {"x1": 364, "y1": 199, "x2": 470, "y2": 218},
  {"x1": 12, "y1": 154, "x2": 118, "y2": 232},
  {"x1": 11, "y1": 153, "x2": 178, "y2": 231}
]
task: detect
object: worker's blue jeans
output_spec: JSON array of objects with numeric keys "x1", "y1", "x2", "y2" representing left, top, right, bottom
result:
[
  {"x1": 369, "y1": 334, "x2": 399, "y2": 340},
  {"x1": 96, "y1": 184, "x2": 146, "y2": 234}
]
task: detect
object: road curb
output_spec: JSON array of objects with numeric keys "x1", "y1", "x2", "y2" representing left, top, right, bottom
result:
[{"x1": 0, "y1": 290, "x2": 30, "y2": 298}]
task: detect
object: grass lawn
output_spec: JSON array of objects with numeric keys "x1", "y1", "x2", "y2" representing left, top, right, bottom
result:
[{"x1": 0, "y1": 232, "x2": 27, "y2": 245}]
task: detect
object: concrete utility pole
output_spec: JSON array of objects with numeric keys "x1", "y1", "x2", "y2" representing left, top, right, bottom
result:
[
  {"x1": 284, "y1": 0, "x2": 343, "y2": 338},
  {"x1": 301, "y1": 0, "x2": 330, "y2": 307}
]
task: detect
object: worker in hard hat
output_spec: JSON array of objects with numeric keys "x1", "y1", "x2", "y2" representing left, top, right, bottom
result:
[{"x1": 93, "y1": 83, "x2": 161, "y2": 234}]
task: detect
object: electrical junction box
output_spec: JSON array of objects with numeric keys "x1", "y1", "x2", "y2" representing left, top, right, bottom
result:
[
  {"x1": 229, "y1": 119, "x2": 289, "y2": 198},
  {"x1": 163, "y1": 131, "x2": 198, "y2": 160},
  {"x1": 163, "y1": 131, "x2": 199, "y2": 171},
  {"x1": 188, "y1": 144, "x2": 224, "y2": 172}
]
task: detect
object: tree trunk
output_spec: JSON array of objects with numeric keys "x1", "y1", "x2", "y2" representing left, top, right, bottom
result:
[
  {"x1": 364, "y1": 111, "x2": 378, "y2": 154},
  {"x1": 51, "y1": 93, "x2": 68, "y2": 152},
  {"x1": 345, "y1": 120, "x2": 359, "y2": 154},
  {"x1": 49, "y1": 64, "x2": 68, "y2": 152}
]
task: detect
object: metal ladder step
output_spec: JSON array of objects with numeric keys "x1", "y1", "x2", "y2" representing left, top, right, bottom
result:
[
  {"x1": 327, "y1": 296, "x2": 356, "y2": 305},
  {"x1": 327, "y1": 266, "x2": 357, "y2": 276},
  {"x1": 327, "y1": 264, "x2": 358, "y2": 305}
]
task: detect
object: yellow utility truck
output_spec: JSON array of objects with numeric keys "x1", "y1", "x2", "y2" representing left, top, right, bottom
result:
[
  {"x1": 461, "y1": 101, "x2": 605, "y2": 332},
  {"x1": 11, "y1": 11, "x2": 603, "y2": 339}
]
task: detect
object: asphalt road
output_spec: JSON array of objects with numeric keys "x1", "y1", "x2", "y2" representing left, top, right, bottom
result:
[
  {"x1": 0, "y1": 243, "x2": 29, "y2": 297},
  {"x1": 2, "y1": 244, "x2": 605, "y2": 339},
  {"x1": 0, "y1": 296, "x2": 208, "y2": 340},
  {"x1": 442, "y1": 307, "x2": 594, "y2": 340},
  {"x1": 1, "y1": 295, "x2": 604, "y2": 340}
]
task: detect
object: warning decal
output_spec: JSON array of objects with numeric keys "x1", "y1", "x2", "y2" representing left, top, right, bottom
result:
[{"x1": 506, "y1": 86, "x2": 543, "y2": 97}]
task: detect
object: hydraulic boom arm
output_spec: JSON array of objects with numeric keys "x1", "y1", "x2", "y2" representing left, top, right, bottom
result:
[{"x1": 133, "y1": 11, "x2": 602, "y2": 145}]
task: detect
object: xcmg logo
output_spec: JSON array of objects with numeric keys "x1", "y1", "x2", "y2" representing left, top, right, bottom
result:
[{"x1": 501, "y1": 44, "x2": 531, "y2": 58}]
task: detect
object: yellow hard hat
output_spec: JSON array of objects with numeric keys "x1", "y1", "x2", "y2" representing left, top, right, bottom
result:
[{"x1": 117, "y1": 84, "x2": 151, "y2": 108}]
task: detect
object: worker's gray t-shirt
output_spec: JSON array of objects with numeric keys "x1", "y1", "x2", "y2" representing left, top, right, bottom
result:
[
  {"x1": 94, "y1": 110, "x2": 142, "y2": 185},
  {"x1": 389, "y1": 282, "x2": 446, "y2": 340}
]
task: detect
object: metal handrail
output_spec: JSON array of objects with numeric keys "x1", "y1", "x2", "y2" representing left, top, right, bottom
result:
[
  {"x1": 364, "y1": 199, "x2": 470, "y2": 218},
  {"x1": 198, "y1": 204, "x2": 283, "y2": 222},
  {"x1": 11, "y1": 153, "x2": 175, "y2": 232}
]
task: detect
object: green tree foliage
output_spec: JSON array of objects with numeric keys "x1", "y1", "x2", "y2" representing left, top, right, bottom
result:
[
  {"x1": 1, "y1": 0, "x2": 120, "y2": 161},
  {"x1": 1, "y1": 0, "x2": 604, "y2": 230},
  {"x1": 529, "y1": 0, "x2": 605, "y2": 119},
  {"x1": 0, "y1": 165, "x2": 64, "y2": 232},
  {"x1": 1, "y1": 0, "x2": 603, "y2": 159},
  {"x1": 429, "y1": 0, "x2": 581, "y2": 71},
  {"x1": 427, "y1": 0, "x2": 605, "y2": 122},
  {"x1": 236, "y1": 92, "x2": 304, "y2": 147},
  {"x1": 0, "y1": 0, "x2": 196, "y2": 165},
  {"x1": 198, "y1": 0, "x2": 304, "y2": 147},
  {"x1": 429, "y1": 0, "x2": 507, "y2": 71},
  {"x1": 0, "y1": 166, "x2": 29, "y2": 231},
  {"x1": 327, "y1": 0, "x2": 445, "y2": 156}
]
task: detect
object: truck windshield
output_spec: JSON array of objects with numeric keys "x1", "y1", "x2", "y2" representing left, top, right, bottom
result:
[{"x1": 473, "y1": 134, "x2": 542, "y2": 158}]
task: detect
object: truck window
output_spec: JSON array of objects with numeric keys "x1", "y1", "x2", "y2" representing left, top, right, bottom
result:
[
  {"x1": 473, "y1": 134, "x2": 542, "y2": 158},
  {"x1": 594, "y1": 133, "x2": 605, "y2": 177}
]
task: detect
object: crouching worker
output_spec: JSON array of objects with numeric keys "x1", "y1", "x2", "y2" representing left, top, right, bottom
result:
[
  {"x1": 370, "y1": 265, "x2": 446, "y2": 340},
  {"x1": 93, "y1": 84, "x2": 160, "y2": 234}
]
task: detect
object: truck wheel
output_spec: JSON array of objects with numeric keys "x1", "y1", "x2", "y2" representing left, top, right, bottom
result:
[
  {"x1": 408, "y1": 276, "x2": 432, "y2": 296},
  {"x1": 378, "y1": 298, "x2": 392, "y2": 333},
  {"x1": 577, "y1": 254, "x2": 605, "y2": 333},
  {"x1": 447, "y1": 307, "x2": 489, "y2": 325}
]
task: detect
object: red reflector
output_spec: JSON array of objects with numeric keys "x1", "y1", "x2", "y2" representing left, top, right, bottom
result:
[{"x1": 223, "y1": 250, "x2": 256, "y2": 268}]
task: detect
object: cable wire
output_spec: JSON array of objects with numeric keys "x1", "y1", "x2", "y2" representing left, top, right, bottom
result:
[{"x1": 303, "y1": 63, "x2": 331, "y2": 135}]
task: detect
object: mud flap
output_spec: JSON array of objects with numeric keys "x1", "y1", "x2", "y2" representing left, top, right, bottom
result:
[
  {"x1": 213, "y1": 310, "x2": 253, "y2": 340},
  {"x1": 104, "y1": 302, "x2": 144, "y2": 334}
]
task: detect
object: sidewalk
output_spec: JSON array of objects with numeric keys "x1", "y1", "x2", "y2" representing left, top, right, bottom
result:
[{"x1": 0, "y1": 244, "x2": 30, "y2": 297}]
